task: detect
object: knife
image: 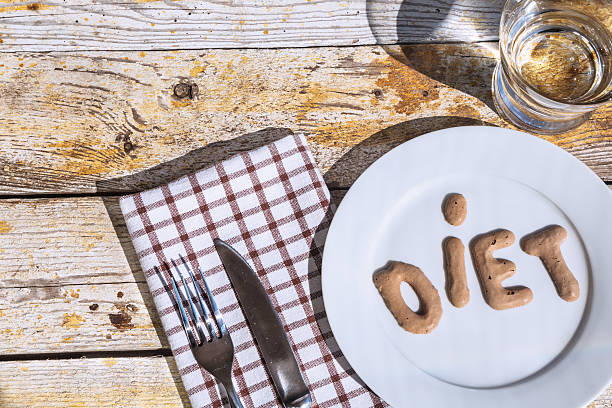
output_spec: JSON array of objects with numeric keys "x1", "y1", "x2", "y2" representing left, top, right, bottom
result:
[{"x1": 213, "y1": 238, "x2": 312, "y2": 408}]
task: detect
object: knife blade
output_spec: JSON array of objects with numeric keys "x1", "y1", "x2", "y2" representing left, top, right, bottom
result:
[{"x1": 213, "y1": 238, "x2": 312, "y2": 408}]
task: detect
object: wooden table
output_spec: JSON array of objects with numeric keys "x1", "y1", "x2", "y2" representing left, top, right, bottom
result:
[{"x1": 0, "y1": 1, "x2": 610, "y2": 406}]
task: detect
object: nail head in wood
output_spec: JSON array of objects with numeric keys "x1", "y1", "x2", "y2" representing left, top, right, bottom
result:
[{"x1": 173, "y1": 83, "x2": 191, "y2": 99}]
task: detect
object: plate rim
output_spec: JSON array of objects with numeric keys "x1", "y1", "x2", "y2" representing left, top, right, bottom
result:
[{"x1": 321, "y1": 125, "x2": 612, "y2": 407}]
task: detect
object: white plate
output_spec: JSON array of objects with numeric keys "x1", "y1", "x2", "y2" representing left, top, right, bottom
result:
[{"x1": 322, "y1": 126, "x2": 612, "y2": 408}]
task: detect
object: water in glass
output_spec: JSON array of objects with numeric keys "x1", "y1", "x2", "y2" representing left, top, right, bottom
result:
[{"x1": 493, "y1": 0, "x2": 612, "y2": 134}]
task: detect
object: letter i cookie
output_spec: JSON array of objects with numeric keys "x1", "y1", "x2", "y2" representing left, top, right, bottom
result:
[{"x1": 442, "y1": 193, "x2": 469, "y2": 307}]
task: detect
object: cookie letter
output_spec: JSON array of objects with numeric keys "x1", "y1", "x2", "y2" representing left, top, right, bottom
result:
[
  {"x1": 470, "y1": 229, "x2": 533, "y2": 310},
  {"x1": 372, "y1": 261, "x2": 442, "y2": 334},
  {"x1": 520, "y1": 225, "x2": 579, "y2": 302},
  {"x1": 442, "y1": 193, "x2": 467, "y2": 226},
  {"x1": 443, "y1": 237, "x2": 469, "y2": 308}
]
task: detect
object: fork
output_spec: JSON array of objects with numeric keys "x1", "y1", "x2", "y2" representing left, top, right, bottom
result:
[{"x1": 155, "y1": 256, "x2": 244, "y2": 408}]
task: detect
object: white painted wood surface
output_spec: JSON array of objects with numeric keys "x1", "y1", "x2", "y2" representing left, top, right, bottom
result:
[
  {"x1": 0, "y1": 0, "x2": 505, "y2": 51},
  {"x1": 0, "y1": 197, "x2": 140, "y2": 288},
  {"x1": 0, "y1": 357, "x2": 609, "y2": 407},
  {"x1": 0, "y1": 357, "x2": 190, "y2": 408},
  {"x1": 0, "y1": 282, "x2": 166, "y2": 354},
  {"x1": 0, "y1": 192, "x2": 347, "y2": 355}
]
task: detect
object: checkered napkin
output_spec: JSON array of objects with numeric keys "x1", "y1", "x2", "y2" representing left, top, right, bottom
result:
[{"x1": 120, "y1": 134, "x2": 386, "y2": 408}]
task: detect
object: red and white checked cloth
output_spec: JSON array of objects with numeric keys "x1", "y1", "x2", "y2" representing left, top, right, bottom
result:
[{"x1": 120, "y1": 134, "x2": 386, "y2": 408}]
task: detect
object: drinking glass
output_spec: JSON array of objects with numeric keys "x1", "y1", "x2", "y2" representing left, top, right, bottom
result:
[{"x1": 493, "y1": 0, "x2": 612, "y2": 134}]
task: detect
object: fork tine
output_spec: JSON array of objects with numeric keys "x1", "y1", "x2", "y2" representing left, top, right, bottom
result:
[
  {"x1": 198, "y1": 267, "x2": 228, "y2": 336},
  {"x1": 179, "y1": 255, "x2": 218, "y2": 339},
  {"x1": 157, "y1": 265, "x2": 197, "y2": 347},
  {"x1": 171, "y1": 259, "x2": 209, "y2": 345}
]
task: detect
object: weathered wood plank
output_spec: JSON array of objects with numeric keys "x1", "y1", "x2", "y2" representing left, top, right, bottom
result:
[
  {"x1": 0, "y1": 197, "x2": 141, "y2": 287},
  {"x1": 0, "y1": 356, "x2": 610, "y2": 407},
  {"x1": 0, "y1": 0, "x2": 506, "y2": 51},
  {"x1": 0, "y1": 192, "x2": 346, "y2": 354},
  {"x1": 0, "y1": 192, "x2": 345, "y2": 288},
  {"x1": 0, "y1": 45, "x2": 610, "y2": 195},
  {"x1": 0, "y1": 282, "x2": 167, "y2": 354},
  {"x1": 0, "y1": 357, "x2": 190, "y2": 408},
  {"x1": 0, "y1": 0, "x2": 608, "y2": 51}
]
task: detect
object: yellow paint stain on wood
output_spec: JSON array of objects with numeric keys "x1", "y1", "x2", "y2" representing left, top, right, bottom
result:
[
  {"x1": 446, "y1": 103, "x2": 481, "y2": 118},
  {"x1": 61, "y1": 336, "x2": 74, "y2": 342},
  {"x1": 374, "y1": 55, "x2": 439, "y2": 115},
  {"x1": 62, "y1": 313, "x2": 85, "y2": 329},
  {"x1": 0, "y1": 3, "x2": 52, "y2": 12},
  {"x1": 21, "y1": 366, "x2": 28, "y2": 371},
  {"x1": 2, "y1": 328, "x2": 24, "y2": 337},
  {"x1": 190, "y1": 63, "x2": 206, "y2": 77},
  {"x1": 46, "y1": 139, "x2": 147, "y2": 177},
  {"x1": 295, "y1": 81, "x2": 330, "y2": 123},
  {"x1": 310, "y1": 118, "x2": 385, "y2": 148},
  {"x1": 171, "y1": 99, "x2": 191, "y2": 108},
  {"x1": 0, "y1": 220, "x2": 12, "y2": 233},
  {"x1": 103, "y1": 358, "x2": 118, "y2": 368}
]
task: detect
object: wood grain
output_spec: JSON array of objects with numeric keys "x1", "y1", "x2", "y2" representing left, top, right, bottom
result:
[
  {"x1": 0, "y1": 44, "x2": 610, "y2": 195},
  {"x1": 0, "y1": 192, "x2": 346, "y2": 354},
  {"x1": 0, "y1": 0, "x2": 505, "y2": 51},
  {"x1": 0, "y1": 356, "x2": 608, "y2": 407},
  {"x1": 0, "y1": 196, "x2": 159, "y2": 354},
  {"x1": 0, "y1": 192, "x2": 346, "y2": 288},
  {"x1": 0, "y1": 357, "x2": 190, "y2": 408},
  {"x1": 0, "y1": 0, "x2": 608, "y2": 51},
  {"x1": 0, "y1": 197, "x2": 141, "y2": 287},
  {"x1": 0, "y1": 282, "x2": 167, "y2": 354}
]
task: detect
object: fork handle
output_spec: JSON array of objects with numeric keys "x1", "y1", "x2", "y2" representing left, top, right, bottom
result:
[{"x1": 221, "y1": 378, "x2": 244, "y2": 408}]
